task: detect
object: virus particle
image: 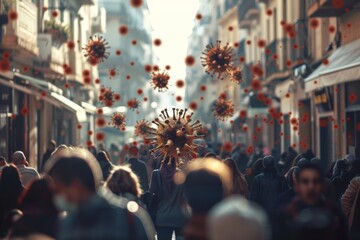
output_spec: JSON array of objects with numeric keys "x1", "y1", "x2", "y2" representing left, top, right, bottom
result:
[
  {"x1": 127, "y1": 98, "x2": 140, "y2": 111},
  {"x1": 77, "y1": 124, "x2": 82, "y2": 129},
  {"x1": 239, "y1": 109, "x2": 247, "y2": 118},
  {"x1": 108, "y1": 67, "x2": 117, "y2": 79},
  {"x1": 144, "y1": 65, "x2": 152, "y2": 72},
  {"x1": 196, "y1": 13, "x2": 202, "y2": 20},
  {"x1": 82, "y1": 69, "x2": 90, "y2": 77},
  {"x1": 95, "y1": 78, "x2": 100, "y2": 84},
  {"x1": 119, "y1": 25, "x2": 128, "y2": 35},
  {"x1": 147, "y1": 108, "x2": 204, "y2": 165},
  {"x1": 114, "y1": 94, "x2": 121, "y2": 101},
  {"x1": 153, "y1": 65, "x2": 160, "y2": 71},
  {"x1": 115, "y1": 50, "x2": 121, "y2": 55},
  {"x1": 82, "y1": 35, "x2": 110, "y2": 65},
  {"x1": 111, "y1": 112, "x2": 126, "y2": 130},
  {"x1": 96, "y1": 117, "x2": 107, "y2": 127},
  {"x1": 228, "y1": 26, "x2": 233, "y2": 31},
  {"x1": 213, "y1": 97, "x2": 234, "y2": 121},
  {"x1": 150, "y1": 69, "x2": 170, "y2": 92},
  {"x1": 176, "y1": 96, "x2": 182, "y2": 102},
  {"x1": 67, "y1": 41, "x2": 75, "y2": 50},
  {"x1": 284, "y1": 23, "x2": 296, "y2": 38},
  {"x1": 86, "y1": 140, "x2": 93, "y2": 147},
  {"x1": 200, "y1": 85, "x2": 206, "y2": 91},
  {"x1": 189, "y1": 102, "x2": 198, "y2": 110},
  {"x1": 21, "y1": 107, "x2": 29, "y2": 116},
  {"x1": 252, "y1": 64, "x2": 264, "y2": 77},
  {"x1": 185, "y1": 56, "x2": 195, "y2": 66},
  {"x1": 137, "y1": 89, "x2": 143, "y2": 95},
  {"x1": 239, "y1": 56, "x2": 245, "y2": 62},
  {"x1": 154, "y1": 38, "x2": 162, "y2": 46},
  {"x1": 309, "y1": 18, "x2": 319, "y2": 29},
  {"x1": 83, "y1": 77, "x2": 91, "y2": 84},
  {"x1": 257, "y1": 39, "x2": 266, "y2": 48},
  {"x1": 51, "y1": 10, "x2": 58, "y2": 18},
  {"x1": 131, "y1": 40, "x2": 137, "y2": 45},
  {"x1": 88, "y1": 130, "x2": 93, "y2": 136},
  {"x1": 329, "y1": 25, "x2": 336, "y2": 33},
  {"x1": 135, "y1": 119, "x2": 151, "y2": 137},
  {"x1": 130, "y1": 0, "x2": 143, "y2": 8},
  {"x1": 176, "y1": 80, "x2": 185, "y2": 88},
  {"x1": 323, "y1": 59, "x2": 329, "y2": 65},
  {"x1": 229, "y1": 67, "x2": 242, "y2": 84},
  {"x1": 99, "y1": 87, "x2": 115, "y2": 107},
  {"x1": 95, "y1": 132, "x2": 106, "y2": 142},
  {"x1": 332, "y1": 0, "x2": 344, "y2": 8},
  {"x1": 266, "y1": 9, "x2": 273, "y2": 16},
  {"x1": 97, "y1": 108, "x2": 103, "y2": 115},
  {"x1": 8, "y1": 10, "x2": 18, "y2": 21},
  {"x1": 234, "y1": 42, "x2": 239, "y2": 47},
  {"x1": 2, "y1": 52, "x2": 10, "y2": 59},
  {"x1": 201, "y1": 40, "x2": 234, "y2": 79}
]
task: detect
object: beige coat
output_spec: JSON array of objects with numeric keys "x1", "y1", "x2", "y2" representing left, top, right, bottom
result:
[{"x1": 341, "y1": 176, "x2": 360, "y2": 228}]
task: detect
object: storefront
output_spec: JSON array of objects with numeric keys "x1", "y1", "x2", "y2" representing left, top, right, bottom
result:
[{"x1": 345, "y1": 81, "x2": 360, "y2": 157}]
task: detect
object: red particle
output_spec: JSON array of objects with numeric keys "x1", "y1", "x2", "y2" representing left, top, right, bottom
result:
[
  {"x1": 252, "y1": 65, "x2": 264, "y2": 77},
  {"x1": 86, "y1": 140, "x2": 93, "y2": 147},
  {"x1": 347, "y1": 23, "x2": 352, "y2": 28},
  {"x1": 131, "y1": 40, "x2": 137, "y2": 45},
  {"x1": 257, "y1": 39, "x2": 266, "y2": 48},
  {"x1": 77, "y1": 124, "x2": 82, "y2": 129},
  {"x1": 223, "y1": 142, "x2": 233, "y2": 152},
  {"x1": 154, "y1": 38, "x2": 162, "y2": 46},
  {"x1": 356, "y1": 123, "x2": 360, "y2": 131},
  {"x1": 256, "y1": 127, "x2": 262, "y2": 133},
  {"x1": 239, "y1": 110, "x2": 247, "y2": 118},
  {"x1": 119, "y1": 25, "x2": 128, "y2": 35},
  {"x1": 284, "y1": 23, "x2": 296, "y2": 38},
  {"x1": 290, "y1": 118, "x2": 298, "y2": 125},
  {"x1": 22, "y1": 66, "x2": 29, "y2": 72},
  {"x1": 67, "y1": 41, "x2": 75, "y2": 50},
  {"x1": 234, "y1": 42, "x2": 239, "y2": 47},
  {"x1": 266, "y1": 9, "x2": 273, "y2": 16},
  {"x1": 334, "y1": 124, "x2": 339, "y2": 129},
  {"x1": 83, "y1": 77, "x2": 91, "y2": 84},
  {"x1": 88, "y1": 56, "x2": 99, "y2": 66},
  {"x1": 64, "y1": 83, "x2": 70, "y2": 89},
  {"x1": 176, "y1": 80, "x2": 185, "y2": 88},
  {"x1": 293, "y1": 44, "x2": 299, "y2": 49},
  {"x1": 130, "y1": 0, "x2": 143, "y2": 8},
  {"x1": 51, "y1": 10, "x2": 58, "y2": 18},
  {"x1": 95, "y1": 132, "x2": 106, "y2": 142},
  {"x1": 114, "y1": 94, "x2": 121, "y2": 101},
  {"x1": 265, "y1": 48, "x2": 271, "y2": 54},
  {"x1": 292, "y1": 143, "x2": 297, "y2": 148},
  {"x1": 176, "y1": 96, "x2": 182, "y2": 102},
  {"x1": 228, "y1": 26, "x2": 233, "y2": 31},
  {"x1": 130, "y1": 61, "x2": 135, "y2": 66},
  {"x1": 309, "y1": 18, "x2": 320, "y2": 29},
  {"x1": 322, "y1": 58, "x2": 329, "y2": 65},
  {"x1": 219, "y1": 92, "x2": 227, "y2": 100},
  {"x1": 246, "y1": 40, "x2": 251, "y2": 45},
  {"x1": 126, "y1": 75, "x2": 131, "y2": 80},
  {"x1": 280, "y1": 20, "x2": 286, "y2": 26},
  {"x1": 97, "y1": 108, "x2": 103, "y2": 115},
  {"x1": 108, "y1": 68, "x2": 117, "y2": 78},
  {"x1": 185, "y1": 55, "x2": 195, "y2": 66},
  {"x1": 246, "y1": 146, "x2": 253, "y2": 154},
  {"x1": 196, "y1": 13, "x2": 202, "y2": 20},
  {"x1": 200, "y1": 96, "x2": 204, "y2": 100},
  {"x1": 21, "y1": 107, "x2": 28, "y2": 116},
  {"x1": 88, "y1": 130, "x2": 93, "y2": 136},
  {"x1": 153, "y1": 65, "x2": 159, "y2": 71},
  {"x1": 280, "y1": 132, "x2": 284, "y2": 136},
  {"x1": 144, "y1": 65, "x2": 152, "y2": 72},
  {"x1": 329, "y1": 25, "x2": 336, "y2": 33},
  {"x1": 0, "y1": 60, "x2": 10, "y2": 72},
  {"x1": 332, "y1": 0, "x2": 344, "y2": 9},
  {"x1": 314, "y1": 80, "x2": 318, "y2": 84},
  {"x1": 251, "y1": 79, "x2": 262, "y2": 91},
  {"x1": 2, "y1": 52, "x2": 10, "y2": 59},
  {"x1": 96, "y1": 117, "x2": 107, "y2": 127},
  {"x1": 189, "y1": 102, "x2": 198, "y2": 110},
  {"x1": 8, "y1": 10, "x2": 18, "y2": 21},
  {"x1": 285, "y1": 93, "x2": 291, "y2": 98},
  {"x1": 95, "y1": 78, "x2": 100, "y2": 84},
  {"x1": 83, "y1": 69, "x2": 91, "y2": 77},
  {"x1": 286, "y1": 60, "x2": 292, "y2": 67},
  {"x1": 137, "y1": 89, "x2": 143, "y2": 95},
  {"x1": 244, "y1": 88, "x2": 249, "y2": 93},
  {"x1": 243, "y1": 125, "x2": 249, "y2": 131},
  {"x1": 116, "y1": 50, "x2": 121, "y2": 55},
  {"x1": 40, "y1": 91, "x2": 46, "y2": 97},
  {"x1": 143, "y1": 97, "x2": 148, "y2": 102},
  {"x1": 165, "y1": 65, "x2": 171, "y2": 70},
  {"x1": 200, "y1": 85, "x2": 207, "y2": 91},
  {"x1": 320, "y1": 119, "x2": 328, "y2": 128},
  {"x1": 272, "y1": 53, "x2": 279, "y2": 60},
  {"x1": 348, "y1": 93, "x2": 357, "y2": 103},
  {"x1": 239, "y1": 56, "x2": 245, "y2": 62}
]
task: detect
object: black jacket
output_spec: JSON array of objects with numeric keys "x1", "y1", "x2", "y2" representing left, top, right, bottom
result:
[{"x1": 128, "y1": 158, "x2": 149, "y2": 192}]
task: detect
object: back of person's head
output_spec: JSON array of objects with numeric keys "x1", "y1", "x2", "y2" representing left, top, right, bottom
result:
[
  {"x1": 286, "y1": 166, "x2": 299, "y2": 189},
  {"x1": 12, "y1": 151, "x2": 26, "y2": 165},
  {"x1": 297, "y1": 158, "x2": 310, "y2": 168},
  {"x1": 96, "y1": 151, "x2": 110, "y2": 163},
  {"x1": 303, "y1": 149, "x2": 315, "y2": 160},
  {"x1": 129, "y1": 146, "x2": 139, "y2": 157},
  {"x1": 0, "y1": 164, "x2": 22, "y2": 187},
  {"x1": 0, "y1": 156, "x2": 7, "y2": 165},
  {"x1": 250, "y1": 158, "x2": 264, "y2": 175},
  {"x1": 184, "y1": 158, "x2": 232, "y2": 213},
  {"x1": 296, "y1": 163, "x2": 324, "y2": 183},
  {"x1": 19, "y1": 176, "x2": 58, "y2": 214},
  {"x1": 105, "y1": 165, "x2": 142, "y2": 198},
  {"x1": 292, "y1": 153, "x2": 306, "y2": 167},
  {"x1": 262, "y1": 156, "x2": 277, "y2": 175},
  {"x1": 208, "y1": 196, "x2": 269, "y2": 240}
]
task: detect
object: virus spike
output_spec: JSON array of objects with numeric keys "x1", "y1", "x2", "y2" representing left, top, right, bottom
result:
[
  {"x1": 164, "y1": 109, "x2": 170, "y2": 118},
  {"x1": 172, "y1": 108, "x2": 176, "y2": 120},
  {"x1": 182, "y1": 109, "x2": 188, "y2": 118}
]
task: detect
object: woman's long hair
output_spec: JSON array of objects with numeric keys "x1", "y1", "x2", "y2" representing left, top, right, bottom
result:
[{"x1": 223, "y1": 158, "x2": 249, "y2": 198}]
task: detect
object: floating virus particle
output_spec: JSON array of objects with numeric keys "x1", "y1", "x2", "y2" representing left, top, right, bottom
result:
[
  {"x1": 127, "y1": 98, "x2": 140, "y2": 111},
  {"x1": 96, "y1": 132, "x2": 106, "y2": 142},
  {"x1": 82, "y1": 35, "x2": 110, "y2": 65},
  {"x1": 135, "y1": 119, "x2": 151, "y2": 137},
  {"x1": 8, "y1": 10, "x2": 18, "y2": 21},
  {"x1": 229, "y1": 67, "x2": 243, "y2": 84},
  {"x1": 201, "y1": 41, "x2": 233, "y2": 79},
  {"x1": 111, "y1": 112, "x2": 126, "y2": 129},
  {"x1": 196, "y1": 13, "x2": 202, "y2": 20},
  {"x1": 130, "y1": 0, "x2": 143, "y2": 8},
  {"x1": 147, "y1": 108, "x2": 204, "y2": 165},
  {"x1": 154, "y1": 38, "x2": 162, "y2": 46},
  {"x1": 185, "y1": 55, "x2": 195, "y2": 66},
  {"x1": 67, "y1": 41, "x2": 75, "y2": 50},
  {"x1": 119, "y1": 25, "x2": 128, "y2": 35},
  {"x1": 213, "y1": 97, "x2": 235, "y2": 121},
  {"x1": 176, "y1": 79, "x2": 185, "y2": 88},
  {"x1": 108, "y1": 67, "x2": 117, "y2": 79},
  {"x1": 99, "y1": 87, "x2": 115, "y2": 107},
  {"x1": 150, "y1": 69, "x2": 170, "y2": 92}
]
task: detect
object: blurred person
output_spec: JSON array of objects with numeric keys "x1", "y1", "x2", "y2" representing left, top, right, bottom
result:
[
  {"x1": 0, "y1": 156, "x2": 7, "y2": 178},
  {"x1": 10, "y1": 176, "x2": 59, "y2": 239},
  {"x1": 149, "y1": 156, "x2": 189, "y2": 240},
  {"x1": 310, "y1": 157, "x2": 336, "y2": 202},
  {"x1": 0, "y1": 164, "x2": 25, "y2": 237},
  {"x1": 41, "y1": 140, "x2": 57, "y2": 172},
  {"x1": 291, "y1": 153, "x2": 306, "y2": 167},
  {"x1": 278, "y1": 151, "x2": 288, "y2": 175},
  {"x1": 1, "y1": 209, "x2": 23, "y2": 238},
  {"x1": 98, "y1": 143, "x2": 111, "y2": 162},
  {"x1": 247, "y1": 146, "x2": 264, "y2": 168},
  {"x1": 231, "y1": 146, "x2": 249, "y2": 173},
  {"x1": 296, "y1": 158, "x2": 310, "y2": 168},
  {"x1": 105, "y1": 165, "x2": 142, "y2": 203},
  {"x1": 109, "y1": 143, "x2": 120, "y2": 164},
  {"x1": 250, "y1": 156, "x2": 288, "y2": 219},
  {"x1": 275, "y1": 164, "x2": 348, "y2": 240},
  {"x1": 183, "y1": 158, "x2": 232, "y2": 240},
  {"x1": 87, "y1": 145, "x2": 97, "y2": 157},
  {"x1": 208, "y1": 196, "x2": 270, "y2": 240},
  {"x1": 47, "y1": 148, "x2": 155, "y2": 239},
  {"x1": 96, "y1": 151, "x2": 114, "y2": 181},
  {"x1": 245, "y1": 158, "x2": 263, "y2": 192},
  {"x1": 223, "y1": 158, "x2": 248, "y2": 198},
  {"x1": 128, "y1": 146, "x2": 149, "y2": 192},
  {"x1": 277, "y1": 166, "x2": 299, "y2": 208},
  {"x1": 12, "y1": 151, "x2": 40, "y2": 186},
  {"x1": 341, "y1": 176, "x2": 360, "y2": 236}
]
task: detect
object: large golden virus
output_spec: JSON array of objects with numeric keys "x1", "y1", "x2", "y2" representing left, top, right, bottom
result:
[
  {"x1": 83, "y1": 35, "x2": 110, "y2": 65},
  {"x1": 213, "y1": 97, "x2": 235, "y2": 121},
  {"x1": 135, "y1": 119, "x2": 151, "y2": 137},
  {"x1": 150, "y1": 69, "x2": 170, "y2": 92},
  {"x1": 201, "y1": 40, "x2": 234, "y2": 80},
  {"x1": 145, "y1": 108, "x2": 204, "y2": 165},
  {"x1": 111, "y1": 112, "x2": 126, "y2": 129},
  {"x1": 229, "y1": 67, "x2": 243, "y2": 84}
]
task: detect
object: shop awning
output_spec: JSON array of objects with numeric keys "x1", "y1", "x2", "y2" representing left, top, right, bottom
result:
[
  {"x1": 50, "y1": 92, "x2": 87, "y2": 122},
  {"x1": 81, "y1": 101, "x2": 97, "y2": 114},
  {"x1": 305, "y1": 38, "x2": 360, "y2": 92},
  {"x1": 14, "y1": 72, "x2": 63, "y2": 95},
  {"x1": 275, "y1": 79, "x2": 294, "y2": 98}
]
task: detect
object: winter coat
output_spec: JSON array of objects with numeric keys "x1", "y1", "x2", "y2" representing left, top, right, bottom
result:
[{"x1": 341, "y1": 176, "x2": 360, "y2": 229}]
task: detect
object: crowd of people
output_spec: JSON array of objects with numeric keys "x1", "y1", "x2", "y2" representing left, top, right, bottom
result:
[{"x1": 0, "y1": 140, "x2": 359, "y2": 240}]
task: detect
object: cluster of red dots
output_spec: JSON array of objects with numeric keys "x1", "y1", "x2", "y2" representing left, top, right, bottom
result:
[{"x1": 82, "y1": 69, "x2": 91, "y2": 84}]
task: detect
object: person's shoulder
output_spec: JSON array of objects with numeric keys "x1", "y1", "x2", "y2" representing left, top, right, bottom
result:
[{"x1": 24, "y1": 166, "x2": 39, "y2": 174}]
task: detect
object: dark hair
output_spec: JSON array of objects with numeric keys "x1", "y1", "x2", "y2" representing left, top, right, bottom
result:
[
  {"x1": 223, "y1": 158, "x2": 249, "y2": 197},
  {"x1": 0, "y1": 164, "x2": 23, "y2": 190},
  {"x1": 263, "y1": 156, "x2": 277, "y2": 176},
  {"x1": 0, "y1": 156, "x2": 6, "y2": 162},
  {"x1": 96, "y1": 151, "x2": 110, "y2": 163},
  {"x1": 19, "y1": 176, "x2": 58, "y2": 214},
  {"x1": 48, "y1": 157, "x2": 96, "y2": 192},
  {"x1": 296, "y1": 164, "x2": 324, "y2": 182},
  {"x1": 297, "y1": 158, "x2": 310, "y2": 168},
  {"x1": 286, "y1": 166, "x2": 299, "y2": 188},
  {"x1": 49, "y1": 140, "x2": 57, "y2": 147}
]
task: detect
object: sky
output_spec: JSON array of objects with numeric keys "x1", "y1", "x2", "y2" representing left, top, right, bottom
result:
[{"x1": 147, "y1": 0, "x2": 200, "y2": 108}]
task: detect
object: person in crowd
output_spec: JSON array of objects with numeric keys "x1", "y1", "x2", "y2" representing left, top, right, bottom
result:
[
  {"x1": 128, "y1": 146, "x2": 149, "y2": 192},
  {"x1": 231, "y1": 146, "x2": 249, "y2": 173},
  {"x1": 281, "y1": 147, "x2": 297, "y2": 174},
  {"x1": 96, "y1": 151, "x2": 114, "y2": 181},
  {"x1": 0, "y1": 164, "x2": 25, "y2": 237},
  {"x1": 0, "y1": 156, "x2": 7, "y2": 178},
  {"x1": 277, "y1": 166, "x2": 299, "y2": 208},
  {"x1": 245, "y1": 158, "x2": 263, "y2": 192},
  {"x1": 109, "y1": 143, "x2": 121, "y2": 164},
  {"x1": 278, "y1": 151, "x2": 288, "y2": 175},
  {"x1": 183, "y1": 157, "x2": 232, "y2": 240},
  {"x1": 208, "y1": 196, "x2": 270, "y2": 240},
  {"x1": 47, "y1": 148, "x2": 155, "y2": 239},
  {"x1": 291, "y1": 153, "x2": 307, "y2": 167},
  {"x1": 88, "y1": 145, "x2": 97, "y2": 157},
  {"x1": 341, "y1": 175, "x2": 360, "y2": 237},
  {"x1": 105, "y1": 165, "x2": 142, "y2": 203},
  {"x1": 310, "y1": 157, "x2": 336, "y2": 202},
  {"x1": 149, "y1": 156, "x2": 189, "y2": 240},
  {"x1": 223, "y1": 158, "x2": 248, "y2": 198},
  {"x1": 10, "y1": 176, "x2": 60, "y2": 239},
  {"x1": 98, "y1": 143, "x2": 111, "y2": 162},
  {"x1": 41, "y1": 140, "x2": 57, "y2": 172},
  {"x1": 12, "y1": 151, "x2": 40, "y2": 186},
  {"x1": 247, "y1": 145, "x2": 264, "y2": 168},
  {"x1": 296, "y1": 158, "x2": 310, "y2": 168},
  {"x1": 250, "y1": 156, "x2": 288, "y2": 220},
  {"x1": 275, "y1": 164, "x2": 348, "y2": 240}
]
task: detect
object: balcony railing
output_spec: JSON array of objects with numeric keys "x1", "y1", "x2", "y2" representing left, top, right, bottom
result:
[
  {"x1": 238, "y1": 0, "x2": 260, "y2": 29},
  {"x1": 307, "y1": 0, "x2": 359, "y2": 17}
]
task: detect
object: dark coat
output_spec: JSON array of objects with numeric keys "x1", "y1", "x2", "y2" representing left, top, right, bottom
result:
[{"x1": 129, "y1": 158, "x2": 149, "y2": 192}]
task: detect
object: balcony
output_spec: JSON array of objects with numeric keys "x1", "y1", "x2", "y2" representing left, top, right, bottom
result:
[
  {"x1": 92, "y1": 7, "x2": 106, "y2": 34},
  {"x1": 237, "y1": 0, "x2": 260, "y2": 29},
  {"x1": 307, "y1": 0, "x2": 359, "y2": 17},
  {"x1": 2, "y1": 0, "x2": 39, "y2": 56}
]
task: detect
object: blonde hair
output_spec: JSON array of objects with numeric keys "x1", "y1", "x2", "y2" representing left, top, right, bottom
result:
[{"x1": 105, "y1": 165, "x2": 142, "y2": 198}]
